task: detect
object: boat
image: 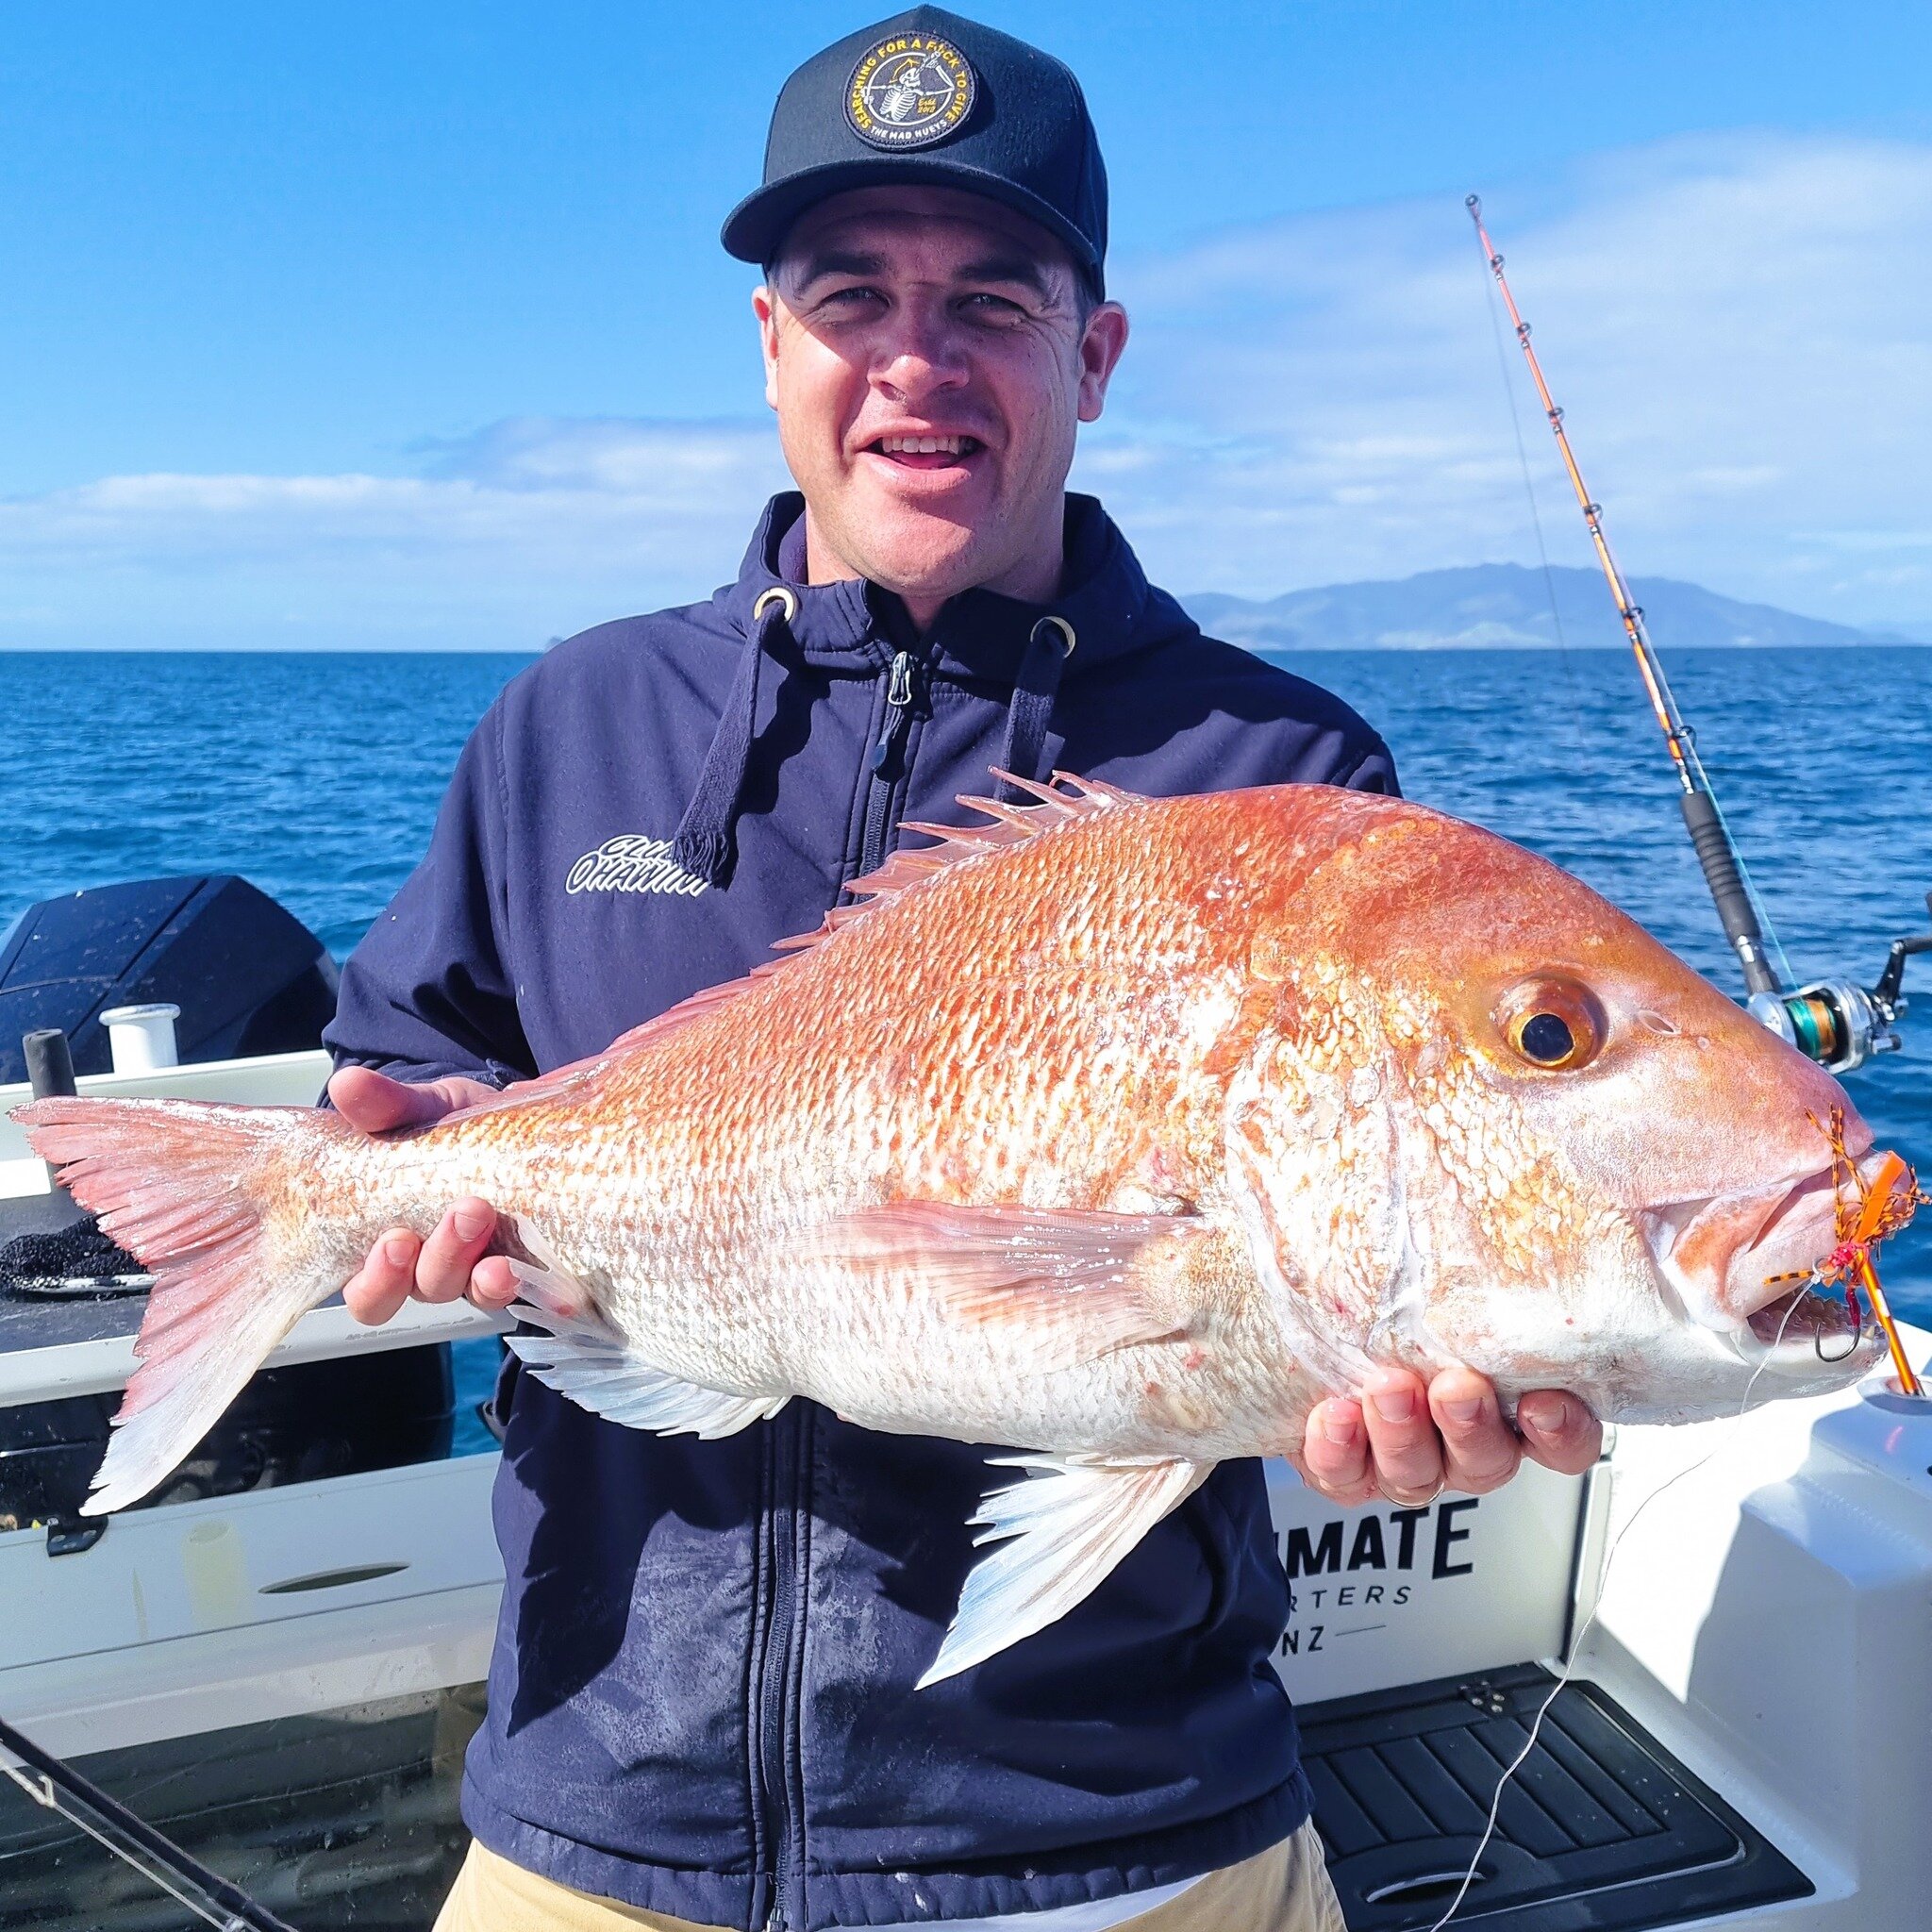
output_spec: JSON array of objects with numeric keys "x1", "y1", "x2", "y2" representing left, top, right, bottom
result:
[{"x1": 1, "y1": 872, "x2": 1928, "y2": 1929}]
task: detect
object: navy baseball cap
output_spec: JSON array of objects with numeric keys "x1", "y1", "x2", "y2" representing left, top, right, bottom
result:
[{"x1": 722, "y1": 7, "x2": 1108, "y2": 295}]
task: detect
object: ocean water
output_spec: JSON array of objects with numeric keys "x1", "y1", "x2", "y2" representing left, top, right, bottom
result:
[{"x1": 1, "y1": 646, "x2": 1928, "y2": 1319}]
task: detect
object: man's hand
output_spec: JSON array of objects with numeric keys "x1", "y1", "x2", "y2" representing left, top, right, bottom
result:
[
  {"x1": 1293, "y1": 1366, "x2": 1600, "y2": 1507},
  {"x1": 328, "y1": 1065, "x2": 525, "y2": 1325}
]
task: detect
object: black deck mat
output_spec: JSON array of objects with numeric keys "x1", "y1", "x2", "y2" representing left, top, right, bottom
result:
[
  {"x1": 0, "y1": 1686, "x2": 479, "y2": 1930},
  {"x1": 1300, "y1": 1664, "x2": 1811, "y2": 1930}
]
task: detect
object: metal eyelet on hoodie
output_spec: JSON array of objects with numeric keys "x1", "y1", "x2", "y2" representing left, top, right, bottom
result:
[
  {"x1": 753, "y1": 586, "x2": 799, "y2": 624},
  {"x1": 1035, "y1": 614, "x2": 1076, "y2": 658}
]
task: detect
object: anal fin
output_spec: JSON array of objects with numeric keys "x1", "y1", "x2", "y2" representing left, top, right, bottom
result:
[
  {"x1": 504, "y1": 1302, "x2": 789, "y2": 1440},
  {"x1": 920, "y1": 1453, "x2": 1209, "y2": 1688}
]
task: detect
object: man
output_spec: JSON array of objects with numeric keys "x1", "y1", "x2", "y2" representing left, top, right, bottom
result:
[{"x1": 325, "y1": 12, "x2": 1601, "y2": 1928}]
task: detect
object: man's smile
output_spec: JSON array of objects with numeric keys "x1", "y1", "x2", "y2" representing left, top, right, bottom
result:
[{"x1": 859, "y1": 427, "x2": 988, "y2": 473}]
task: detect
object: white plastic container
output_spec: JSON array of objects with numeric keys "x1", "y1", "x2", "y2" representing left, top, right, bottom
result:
[{"x1": 98, "y1": 1002, "x2": 182, "y2": 1073}]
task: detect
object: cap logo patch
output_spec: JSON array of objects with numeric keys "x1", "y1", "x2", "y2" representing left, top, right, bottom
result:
[{"x1": 846, "y1": 34, "x2": 975, "y2": 150}]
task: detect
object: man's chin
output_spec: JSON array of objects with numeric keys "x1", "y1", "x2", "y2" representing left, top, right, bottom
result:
[{"x1": 829, "y1": 496, "x2": 999, "y2": 602}]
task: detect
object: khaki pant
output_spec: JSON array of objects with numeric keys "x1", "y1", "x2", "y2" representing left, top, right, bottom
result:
[{"x1": 435, "y1": 1824, "x2": 1346, "y2": 1931}]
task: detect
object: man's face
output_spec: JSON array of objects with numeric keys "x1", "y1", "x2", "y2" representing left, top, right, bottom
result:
[{"x1": 755, "y1": 186, "x2": 1127, "y2": 608}]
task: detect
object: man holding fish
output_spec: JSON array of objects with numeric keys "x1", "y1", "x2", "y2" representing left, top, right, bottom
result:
[
  {"x1": 51, "y1": 8, "x2": 1899, "y2": 1931},
  {"x1": 327, "y1": 11, "x2": 1602, "y2": 1930}
]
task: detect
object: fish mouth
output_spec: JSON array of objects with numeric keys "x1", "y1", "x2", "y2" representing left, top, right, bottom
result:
[
  {"x1": 1641, "y1": 1140, "x2": 1890, "y2": 1332},
  {"x1": 1741, "y1": 1281, "x2": 1876, "y2": 1371}
]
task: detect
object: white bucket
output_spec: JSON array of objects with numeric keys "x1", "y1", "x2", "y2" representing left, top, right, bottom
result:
[{"x1": 99, "y1": 1002, "x2": 182, "y2": 1074}]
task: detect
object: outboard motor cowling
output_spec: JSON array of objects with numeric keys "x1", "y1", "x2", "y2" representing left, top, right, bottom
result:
[{"x1": 0, "y1": 876, "x2": 339, "y2": 1083}]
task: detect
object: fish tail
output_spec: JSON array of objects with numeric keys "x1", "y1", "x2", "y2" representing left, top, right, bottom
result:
[{"x1": 16, "y1": 1096, "x2": 359, "y2": 1515}]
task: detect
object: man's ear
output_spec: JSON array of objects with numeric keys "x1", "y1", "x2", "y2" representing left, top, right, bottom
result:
[
  {"x1": 1076, "y1": 302, "x2": 1129, "y2": 424},
  {"x1": 753, "y1": 282, "x2": 782, "y2": 411}
]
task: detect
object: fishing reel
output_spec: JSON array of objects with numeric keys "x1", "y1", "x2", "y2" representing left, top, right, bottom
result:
[{"x1": 1746, "y1": 893, "x2": 1932, "y2": 1074}]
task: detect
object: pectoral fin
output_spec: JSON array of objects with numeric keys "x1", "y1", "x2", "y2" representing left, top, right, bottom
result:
[
  {"x1": 811, "y1": 1201, "x2": 1201, "y2": 1374},
  {"x1": 920, "y1": 1453, "x2": 1210, "y2": 1687},
  {"x1": 492, "y1": 1212, "x2": 599, "y2": 1321}
]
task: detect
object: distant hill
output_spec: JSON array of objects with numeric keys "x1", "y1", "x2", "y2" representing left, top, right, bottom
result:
[{"x1": 1181, "y1": 563, "x2": 1922, "y2": 652}]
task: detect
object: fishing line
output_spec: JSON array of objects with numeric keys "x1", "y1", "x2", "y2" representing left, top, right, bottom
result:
[
  {"x1": 1424, "y1": 1291, "x2": 1809, "y2": 1932},
  {"x1": 1477, "y1": 245, "x2": 1583, "y2": 708}
]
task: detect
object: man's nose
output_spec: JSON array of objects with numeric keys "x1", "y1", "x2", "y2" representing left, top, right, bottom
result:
[{"x1": 871, "y1": 308, "x2": 971, "y2": 403}]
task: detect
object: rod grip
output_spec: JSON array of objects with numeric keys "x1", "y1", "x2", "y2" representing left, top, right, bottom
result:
[{"x1": 1679, "y1": 791, "x2": 1780, "y2": 995}]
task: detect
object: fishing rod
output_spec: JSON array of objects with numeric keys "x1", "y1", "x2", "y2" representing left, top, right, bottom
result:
[
  {"x1": 0, "y1": 1711, "x2": 297, "y2": 1932},
  {"x1": 1465, "y1": 194, "x2": 1932, "y2": 1077}
]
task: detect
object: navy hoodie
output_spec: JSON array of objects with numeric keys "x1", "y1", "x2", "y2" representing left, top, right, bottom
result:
[{"x1": 325, "y1": 493, "x2": 1394, "y2": 1931}]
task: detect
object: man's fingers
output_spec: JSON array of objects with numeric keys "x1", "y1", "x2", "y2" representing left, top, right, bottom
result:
[
  {"x1": 467, "y1": 1255, "x2": 525, "y2": 1312},
  {"x1": 414, "y1": 1198, "x2": 498, "y2": 1303},
  {"x1": 345, "y1": 1228, "x2": 421, "y2": 1325},
  {"x1": 1358, "y1": 1369, "x2": 1446, "y2": 1505},
  {"x1": 1517, "y1": 1389, "x2": 1603, "y2": 1475},
  {"x1": 1428, "y1": 1369, "x2": 1523, "y2": 1495},
  {"x1": 327, "y1": 1067, "x2": 502, "y2": 1136},
  {"x1": 1298, "y1": 1398, "x2": 1379, "y2": 1507},
  {"x1": 328, "y1": 1065, "x2": 450, "y2": 1134}
]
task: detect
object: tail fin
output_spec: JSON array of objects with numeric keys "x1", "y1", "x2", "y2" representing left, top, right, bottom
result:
[{"x1": 16, "y1": 1097, "x2": 345, "y2": 1515}]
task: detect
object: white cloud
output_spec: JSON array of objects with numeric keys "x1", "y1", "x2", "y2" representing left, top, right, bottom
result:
[
  {"x1": 1085, "y1": 133, "x2": 1932, "y2": 624},
  {"x1": 2, "y1": 132, "x2": 1929, "y2": 647},
  {"x1": 0, "y1": 421, "x2": 791, "y2": 648}
]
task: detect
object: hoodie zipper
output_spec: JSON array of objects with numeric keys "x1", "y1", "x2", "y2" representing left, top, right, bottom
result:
[
  {"x1": 861, "y1": 649, "x2": 921, "y2": 872},
  {"x1": 754, "y1": 1406, "x2": 811, "y2": 1932},
  {"x1": 754, "y1": 650, "x2": 922, "y2": 1932},
  {"x1": 752, "y1": 650, "x2": 924, "y2": 1931}
]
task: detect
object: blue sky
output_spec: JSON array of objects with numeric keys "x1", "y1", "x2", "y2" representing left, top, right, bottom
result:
[{"x1": 5, "y1": 2, "x2": 1931, "y2": 647}]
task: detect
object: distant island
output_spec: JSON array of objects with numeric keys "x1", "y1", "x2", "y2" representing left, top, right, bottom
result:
[{"x1": 1182, "y1": 563, "x2": 1927, "y2": 653}]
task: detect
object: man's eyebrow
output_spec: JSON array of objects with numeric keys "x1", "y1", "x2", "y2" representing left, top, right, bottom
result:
[
  {"x1": 786, "y1": 243, "x2": 1059, "y2": 297},
  {"x1": 791, "y1": 246, "x2": 889, "y2": 286},
  {"x1": 957, "y1": 254, "x2": 1055, "y2": 296}
]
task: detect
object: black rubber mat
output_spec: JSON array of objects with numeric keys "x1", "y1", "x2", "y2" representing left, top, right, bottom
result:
[
  {"x1": 1299, "y1": 1664, "x2": 1811, "y2": 1930},
  {"x1": 0, "y1": 1685, "x2": 480, "y2": 1929}
]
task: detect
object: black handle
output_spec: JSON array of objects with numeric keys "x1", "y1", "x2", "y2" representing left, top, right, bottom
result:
[
  {"x1": 1679, "y1": 791, "x2": 1782, "y2": 996},
  {"x1": 22, "y1": 1030, "x2": 77, "y2": 1099}
]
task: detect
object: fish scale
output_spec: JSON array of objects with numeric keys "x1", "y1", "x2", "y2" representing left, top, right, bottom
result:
[{"x1": 14, "y1": 774, "x2": 1903, "y2": 1682}]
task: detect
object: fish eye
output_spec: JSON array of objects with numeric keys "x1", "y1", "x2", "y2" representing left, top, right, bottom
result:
[
  {"x1": 1518, "y1": 1012, "x2": 1575, "y2": 1063},
  {"x1": 1497, "y1": 978, "x2": 1605, "y2": 1072}
]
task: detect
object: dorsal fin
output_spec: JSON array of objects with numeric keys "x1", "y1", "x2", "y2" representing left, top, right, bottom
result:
[
  {"x1": 443, "y1": 772, "x2": 1148, "y2": 1120},
  {"x1": 772, "y1": 770, "x2": 1144, "y2": 955}
]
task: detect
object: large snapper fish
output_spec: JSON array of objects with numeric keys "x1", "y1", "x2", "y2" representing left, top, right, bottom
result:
[{"x1": 17, "y1": 777, "x2": 1892, "y2": 1683}]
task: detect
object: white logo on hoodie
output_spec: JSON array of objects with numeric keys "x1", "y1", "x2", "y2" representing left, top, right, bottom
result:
[{"x1": 565, "y1": 835, "x2": 710, "y2": 898}]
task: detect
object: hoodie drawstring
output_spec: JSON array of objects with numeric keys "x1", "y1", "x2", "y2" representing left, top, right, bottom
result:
[
  {"x1": 995, "y1": 616, "x2": 1075, "y2": 803},
  {"x1": 673, "y1": 586, "x2": 797, "y2": 888}
]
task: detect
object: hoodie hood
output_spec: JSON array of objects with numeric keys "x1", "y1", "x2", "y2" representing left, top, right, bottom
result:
[
  {"x1": 720, "y1": 491, "x2": 1201, "y2": 681},
  {"x1": 675, "y1": 492, "x2": 1205, "y2": 882}
]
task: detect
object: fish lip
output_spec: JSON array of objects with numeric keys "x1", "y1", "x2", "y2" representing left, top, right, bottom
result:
[
  {"x1": 1639, "y1": 1141, "x2": 1887, "y2": 1329},
  {"x1": 1639, "y1": 1169, "x2": 1816, "y2": 1278}
]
